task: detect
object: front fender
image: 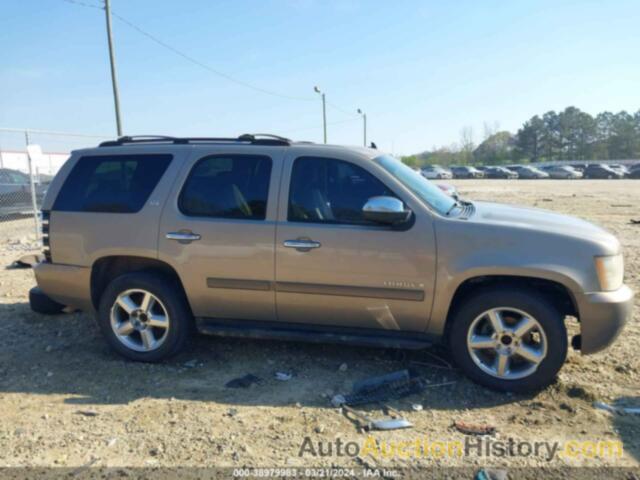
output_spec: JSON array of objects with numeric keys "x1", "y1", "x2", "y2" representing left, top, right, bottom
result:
[
  {"x1": 427, "y1": 265, "x2": 581, "y2": 336},
  {"x1": 427, "y1": 217, "x2": 597, "y2": 335}
]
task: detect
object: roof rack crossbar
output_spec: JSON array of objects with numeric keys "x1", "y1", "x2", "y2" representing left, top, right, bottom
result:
[
  {"x1": 99, "y1": 134, "x2": 291, "y2": 147},
  {"x1": 239, "y1": 133, "x2": 292, "y2": 142}
]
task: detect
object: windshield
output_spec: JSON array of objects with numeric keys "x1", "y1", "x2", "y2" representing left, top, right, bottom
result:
[{"x1": 374, "y1": 155, "x2": 457, "y2": 215}]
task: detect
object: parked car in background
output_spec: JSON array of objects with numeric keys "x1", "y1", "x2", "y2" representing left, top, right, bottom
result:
[
  {"x1": 584, "y1": 164, "x2": 624, "y2": 179},
  {"x1": 546, "y1": 165, "x2": 583, "y2": 179},
  {"x1": 516, "y1": 166, "x2": 550, "y2": 179},
  {"x1": 570, "y1": 163, "x2": 588, "y2": 172},
  {"x1": 608, "y1": 164, "x2": 630, "y2": 177},
  {"x1": 628, "y1": 164, "x2": 640, "y2": 179},
  {"x1": 421, "y1": 165, "x2": 453, "y2": 179},
  {"x1": 451, "y1": 166, "x2": 485, "y2": 179},
  {"x1": 485, "y1": 166, "x2": 518, "y2": 179},
  {"x1": 0, "y1": 168, "x2": 47, "y2": 216}
]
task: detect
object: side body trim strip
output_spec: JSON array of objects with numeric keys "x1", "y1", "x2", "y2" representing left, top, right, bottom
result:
[{"x1": 206, "y1": 278, "x2": 424, "y2": 301}]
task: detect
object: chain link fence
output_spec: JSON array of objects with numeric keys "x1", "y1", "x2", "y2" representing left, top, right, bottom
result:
[{"x1": 0, "y1": 128, "x2": 110, "y2": 253}]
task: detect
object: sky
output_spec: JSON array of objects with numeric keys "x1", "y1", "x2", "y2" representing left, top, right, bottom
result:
[{"x1": 1, "y1": 0, "x2": 639, "y2": 155}]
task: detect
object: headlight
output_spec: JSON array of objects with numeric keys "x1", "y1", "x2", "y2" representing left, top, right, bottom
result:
[{"x1": 594, "y1": 254, "x2": 624, "y2": 291}]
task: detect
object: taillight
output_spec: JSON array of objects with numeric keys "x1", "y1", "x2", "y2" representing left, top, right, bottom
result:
[{"x1": 41, "y1": 210, "x2": 51, "y2": 263}]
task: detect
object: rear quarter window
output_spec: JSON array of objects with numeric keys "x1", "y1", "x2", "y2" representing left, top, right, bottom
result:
[{"x1": 53, "y1": 154, "x2": 172, "y2": 213}]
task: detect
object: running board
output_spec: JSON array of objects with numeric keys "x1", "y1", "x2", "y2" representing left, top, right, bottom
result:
[{"x1": 196, "y1": 318, "x2": 433, "y2": 350}]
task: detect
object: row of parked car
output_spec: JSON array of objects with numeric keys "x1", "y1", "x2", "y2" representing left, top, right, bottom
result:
[{"x1": 420, "y1": 162, "x2": 640, "y2": 180}]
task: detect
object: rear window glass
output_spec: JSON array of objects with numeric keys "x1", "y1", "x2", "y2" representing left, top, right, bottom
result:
[{"x1": 53, "y1": 154, "x2": 172, "y2": 213}]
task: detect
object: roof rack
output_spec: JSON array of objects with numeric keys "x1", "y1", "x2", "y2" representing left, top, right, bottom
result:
[{"x1": 98, "y1": 133, "x2": 292, "y2": 147}]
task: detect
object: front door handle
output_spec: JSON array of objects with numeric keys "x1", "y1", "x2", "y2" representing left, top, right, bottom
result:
[
  {"x1": 283, "y1": 239, "x2": 321, "y2": 251},
  {"x1": 166, "y1": 231, "x2": 201, "y2": 243}
]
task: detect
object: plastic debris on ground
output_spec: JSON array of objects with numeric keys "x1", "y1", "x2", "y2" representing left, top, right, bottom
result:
[
  {"x1": 453, "y1": 419, "x2": 496, "y2": 435},
  {"x1": 342, "y1": 405, "x2": 413, "y2": 431},
  {"x1": 475, "y1": 468, "x2": 508, "y2": 480},
  {"x1": 7, "y1": 253, "x2": 43, "y2": 269},
  {"x1": 183, "y1": 359, "x2": 200, "y2": 368},
  {"x1": 225, "y1": 374, "x2": 262, "y2": 389},
  {"x1": 274, "y1": 372, "x2": 293, "y2": 381},
  {"x1": 330, "y1": 369, "x2": 427, "y2": 407},
  {"x1": 593, "y1": 401, "x2": 640, "y2": 415}
]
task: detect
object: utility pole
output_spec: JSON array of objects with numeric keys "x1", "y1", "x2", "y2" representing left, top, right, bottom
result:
[
  {"x1": 104, "y1": 0, "x2": 123, "y2": 136},
  {"x1": 314, "y1": 86, "x2": 327, "y2": 144},
  {"x1": 357, "y1": 108, "x2": 367, "y2": 147}
]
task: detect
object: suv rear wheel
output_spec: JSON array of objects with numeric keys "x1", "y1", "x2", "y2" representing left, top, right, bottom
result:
[
  {"x1": 97, "y1": 272, "x2": 193, "y2": 362},
  {"x1": 449, "y1": 287, "x2": 567, "y2": 393}
]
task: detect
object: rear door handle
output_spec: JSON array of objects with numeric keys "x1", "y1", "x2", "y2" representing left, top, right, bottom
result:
[
  {"x1": 166, "y1": 231, "x2": 201, "y2": 242},
  {"x1": 283, "y1": 239, "x2": 321, "y2": 251}
]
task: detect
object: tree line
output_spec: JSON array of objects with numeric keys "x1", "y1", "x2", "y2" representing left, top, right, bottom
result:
[{"x1": 402, "y1": 107, "x2": 640, "y2": 167}]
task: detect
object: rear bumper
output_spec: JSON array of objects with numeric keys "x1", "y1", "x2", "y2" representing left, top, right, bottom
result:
[
  {"x1": 33, "y1": 262, "x2": 93, "y2": 311},
  {"x1": 575, "y1": 285, "x2": 633, "y2": 354}
]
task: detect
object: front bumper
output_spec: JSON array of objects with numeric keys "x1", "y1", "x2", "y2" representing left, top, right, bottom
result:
[{"x1": 575, "y1": 285, "x2": 633, "y2": 354}]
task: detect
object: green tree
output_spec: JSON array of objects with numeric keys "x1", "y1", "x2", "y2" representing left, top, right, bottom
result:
[
  {"x1": 608, "y1": 111, "x2": 639, "y2": 159},
  {"x1": 474, "y1": 131, "x2": 517, "y2": 164},
  {"x1": 515, "y1": 115, "x2": 544, "y2": 162},
  {"x1": 409, "y1": 107, "x2": 640, "y2": 165}
]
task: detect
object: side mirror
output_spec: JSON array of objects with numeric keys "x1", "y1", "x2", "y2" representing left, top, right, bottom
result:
[{"x1": 363, "y1": 196, "x2": 411, "y2": 225}]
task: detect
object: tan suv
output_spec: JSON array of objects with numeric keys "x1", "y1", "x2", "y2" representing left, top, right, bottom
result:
[{"x1": 29, "y1": 134, "x2": 633, "y2": 392}]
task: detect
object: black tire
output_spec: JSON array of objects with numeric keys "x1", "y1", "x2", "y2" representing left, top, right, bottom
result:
[
  {"x1": 448, "y1": 287, "x2": 567, "y2": 393},
  {"x1": 97, "y1": 272, "x2": 193, "y2": 362},
  {"x1": 29, "y1": 287, "x2": 66, "y2": 315}
]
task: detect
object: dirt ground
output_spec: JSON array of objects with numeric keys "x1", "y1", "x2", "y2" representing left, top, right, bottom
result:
[{"x1": 0, "y1": 180, "x2": 638, "y2": 475}]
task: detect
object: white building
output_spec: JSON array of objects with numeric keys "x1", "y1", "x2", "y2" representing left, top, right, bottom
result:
[{"x1": 0, "y1": 149, "x2": 69, "y2": 177}]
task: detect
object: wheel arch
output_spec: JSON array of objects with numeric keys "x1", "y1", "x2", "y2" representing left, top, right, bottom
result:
[
  {"x1": 90, "y1": 255, "x2": 190, "y2": 312},
  {"x1": 441, "y1": 275, "x2": 578, "y2": 340}
]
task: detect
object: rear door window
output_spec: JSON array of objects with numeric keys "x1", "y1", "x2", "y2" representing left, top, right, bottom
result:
[
  {"x1": 178, "y1": 154, "x2": 272, "y2": 220},
  {"x1": 53, "y1": 154, "x2": 172, "y2": 213}
]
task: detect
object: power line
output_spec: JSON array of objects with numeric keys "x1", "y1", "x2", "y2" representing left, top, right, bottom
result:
[
  {"x1": 0, "y1": 127, "x2": 109, "y2": 138},
  {"x1": 59, "y1": 0, "x2": 366, "y2": 137},
  {"x1": 62, "y1": 0, "x2": 313, "y2": 101},
  {"x1": 59, "y1": 0, "x2": 364, "y2": 109},
  {"x1": 61, "y1": 0, "x2": 102, "y2": 10},
  {"x1": 326, "y1": 100, "x2": 359, "y2": 118},
  {"x1": 109, "y1": 11, "x2": 315, "y2": 101},
  {"x1": 282, "y1": 117, "x2": 360, "y2": 134}
]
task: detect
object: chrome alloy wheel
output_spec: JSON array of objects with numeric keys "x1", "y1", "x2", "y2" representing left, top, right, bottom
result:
[
  {"x1": 466, "y1": 307, "x2": 547, "y2": 380},
  {"x1": 110, "y1": 289, "x2": 170, "y2": 352}
]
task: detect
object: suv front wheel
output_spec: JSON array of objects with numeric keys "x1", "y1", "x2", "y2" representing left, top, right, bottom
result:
[
  {"x1": 97, "y1": 272, "x2": 193, "y2": 362},
  {"x1": 449, "y1": 287, "x2": 567, "y2": 393}
]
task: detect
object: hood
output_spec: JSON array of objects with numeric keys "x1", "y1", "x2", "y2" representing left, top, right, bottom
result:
[{"x1": 469, "y1": 201, "x2": 619, "y2": 252}]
